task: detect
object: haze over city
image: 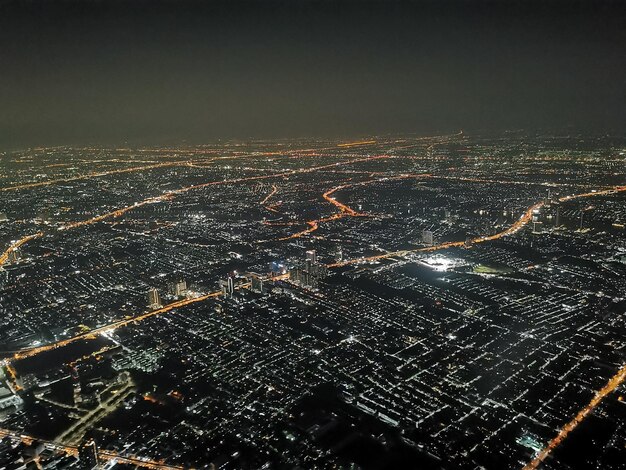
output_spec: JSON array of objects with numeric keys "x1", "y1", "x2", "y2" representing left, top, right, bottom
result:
[
  {"x1": 0, "y1": 1, "x2": 625, "y2": 469},
  {"x1": 1, "y1": 0, "x2": 626, "y2": 147}
]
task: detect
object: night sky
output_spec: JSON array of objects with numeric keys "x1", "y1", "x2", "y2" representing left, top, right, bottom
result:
[{"x1": 1, "y1": 0, "x2": 625, "y2": 148}]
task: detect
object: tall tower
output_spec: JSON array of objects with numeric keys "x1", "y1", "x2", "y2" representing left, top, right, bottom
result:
[
  {"x1": 221, "y1": 276, "x2": 235, "y2": 297},
  {"x1": 0, "y1": 267, "x2": 7, "y2": 289},
  {"x1": 306, "y1": 250, "x2": 317, "y2": 264},
  {"x1": 579, "y1": 211, "x2": 584, "y2": 230},
  {"x1": 422, "y1": 230, "x2": 434, "y2": 245},
  {"x1": 169, "y1": 279, "x2": 187, "y2": 297},
  {"x1": 78, "y1": 439, "x2": 99, "y2": 469},
  {"x1": 334, "y1": 245, "x2": 343, "y2": 263},
  {"x1": 249, "y1": 273, "x2": 265, "y2": 294},
  {"x1": 147, "y1": 288, "x2": 162, "y2": 309},
  {"x1": 71, "y1": 368, "x2": 82, "y2": 405},
  {"x1": 555, "y1": 206, "x2": 560, "y2": 227}
]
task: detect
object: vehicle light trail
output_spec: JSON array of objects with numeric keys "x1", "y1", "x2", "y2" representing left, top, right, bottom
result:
[
  {"x1": 279, "y1": 174, "x2": 427, "y2": 240},
  {"x1": 7, "y1": 277, "x2": 289, "y2": 362},
  {"x1": 4, "y1": 363, "x2": 22, "y2": 391},
  {"x1": 260, "y1": 184, "x2": 282, "y2": 213},
  {"x1": 558, "y1": 185, "x2": 626, "y2": 201},
  {"x1": 0, "y1": 155, "x2": 391, "y2": 260},
  {"x1": 0, "y1": 232, "x2": 43, "y2": 267},
  {"x1": 322, "y1": 184, "x2": 364, "y2": 216},
  {"x1": 471, "y1": 201, "x2": 544, "y2": 243},
  {"x1": 329, "y1": 184, "x2": 626, "y2": 268},
  {"x1": 0, "y1": 161, "x2": 188, "y2": 192},
  {"x1": 12, "y1": 291, "x2": 223, "y2": 361},
  {"x1": 260, "y1": 184, "x2": 278, "y2": 205},
  {"x1": 337, "y1": 140, "x2": 377, "y2": 147},
  {"x1": 60, "y1": 194, "x2": 177, "y2": 230},
  {"x1": 523, "y1": 363, "x2": 626, "y2": 470},
  {"x1": 60, "y1": 155, "x2": 391, "y2": 231},
  {"x1": 264, "y1": 204, "x2": 282, "y2": 214},
  {"x1": 278, "y1": 214, "x2": 350, "y2": 241},
  {"x1": 0, "y1": 428, "x2": 185, "y2": 469},
  {"x1": 431, "y1": 175, "x2": 583, "y2": 188}
]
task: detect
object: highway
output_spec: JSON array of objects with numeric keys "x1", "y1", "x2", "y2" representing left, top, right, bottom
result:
[
  {"x1": 0, "y1": 154, "x2": 390, "y2": 271},
  {"x1": 259, "y1": 184, "x2": 278, "y2": 206},
  {"x1": 279, "y1": 174, "x2": 427, "y2": 240},
  {"x1": 336, "y1": 140, "x2": 377, "y2": 148},
  {"x1": 0, "y1": 161, "x2": 188, "y2": 192},
  {"x1": 430, "y1": 175, "x2": 586, "y2": 188},
  {"x1": 0, "y1": 232, "x2": 43, "y2": 268},
  {"x1": 260, "y1": 184, "x2": 281, "y2": 213},
  {"x1": 9, "y1": 182, "x2": 624, "y2": 364},
  {"x1": 56, "y1": 373, "x2": 135, "y2": 446},
  {"x1": 2, "y1": 150, "x2": 625, "y2": 468},
  {"x1": 523, "y1": 363, "x2": 626, "y2": 469},
  {"x1": 328, "y1": 183, "x2": 626, "y2": 268},
  {"x1": 0, "y1": 427, "x2": 184, "y2": 469},
  {"x1": 11, "y1": 290, "x2": 224, "y2": 361},
  {"x1": 0, "y1": 139, "x2": 383, "y2": 193}
]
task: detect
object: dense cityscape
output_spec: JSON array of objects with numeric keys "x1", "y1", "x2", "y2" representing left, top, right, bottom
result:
[{"x1": 0, "y1": 133, "x2": 624, "y2": 469}]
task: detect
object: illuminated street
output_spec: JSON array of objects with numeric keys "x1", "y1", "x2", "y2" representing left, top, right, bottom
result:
[
  {"x1": 1, "y1": 134, "x2": 625, "y2": 469},
  {"x1": 1, "y1": 0, "x2": 626, "y2": 468}
]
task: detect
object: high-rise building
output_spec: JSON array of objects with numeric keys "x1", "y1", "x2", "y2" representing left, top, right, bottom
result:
[
  {"x1": 248, "y1": 272, "x2": 265, "y2": 294},
  {"x1": 0, "y1": 268, "x2": 8, "y2": 289},
  {"x1": 168, "y1": 279, "x2": 187, "y2": 297},
  {"x1": 71, "y1": 368, "x2": 82, "y2": 405},
  {"x1": 147, "y1": 288, "x2": 162, "y2": 309},
  {"x1": 334, "y1": 245, "x2": 343, "y2": 263},
  {"x1": 306, "y1": 250, "x2": 317, "y2": 264},
  {"x1": 289, "y1": 267, "x2": 301, "y2": 283},
  {"x1": 78, "y1": 439, "x2": 99, "y2": 469},
  {"x1": 422, "y1": 230, "x2": 434, "y2": 245},
  {"x1": 290, "y1": 267, "x2": 318, "y2": 288},
  {"x1": 579, "y1": 211, "x2": 585, "y2": 230},
  {"x1": 289, "y1": 250, "x2": 328, "y2": 289},
  {"x1": 220, "y1": 276, "x2": 235, "y2": 297},
  {"x1": 316, "y1": 264, "x2": 329, "y2": 279},
  {"x1": 555, "y1": 206, "x2": 561, "y2": 227}
]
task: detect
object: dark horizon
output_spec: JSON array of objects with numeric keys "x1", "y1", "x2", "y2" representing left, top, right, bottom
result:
[{"x1": 1, "y1": 0, "x2": 626, "y2": 149}]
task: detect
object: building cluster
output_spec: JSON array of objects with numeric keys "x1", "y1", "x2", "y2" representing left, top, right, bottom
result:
[
  {"x1": 289, "y1": 250, "x2": 329, "y2": 288},
  {"x1": 0, "y1": 135, "x2": 624, "y2": 469}
]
